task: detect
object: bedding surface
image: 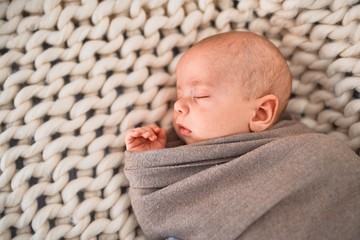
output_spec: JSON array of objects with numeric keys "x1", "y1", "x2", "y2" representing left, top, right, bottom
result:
[{"x1": 2, "y1": 1, "x2": 360, "y2": 238}]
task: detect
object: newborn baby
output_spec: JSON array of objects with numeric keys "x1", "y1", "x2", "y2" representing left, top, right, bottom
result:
[
  {"x1": 123, "y1": 31, "x2": 360, "y2": 240},
  {"x1": 126, "y1": 31, "x2": 292, "y2": 151}
]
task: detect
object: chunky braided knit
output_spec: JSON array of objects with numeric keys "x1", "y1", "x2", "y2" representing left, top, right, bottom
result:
[{"x1": 1, "y1": 0, "x2": 360, "y2": 239}]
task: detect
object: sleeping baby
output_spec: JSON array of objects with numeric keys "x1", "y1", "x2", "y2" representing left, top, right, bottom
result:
[
  {"x1": 124, "y1": 31, "x2": 360, "y2": 240},
  {"x1": 125, "y1": 31, "x2": 291, "y2": 150}
]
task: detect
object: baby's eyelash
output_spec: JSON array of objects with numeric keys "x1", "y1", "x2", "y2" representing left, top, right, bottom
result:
[{"x1": 193, "y1": 96, "x2": 209, "y2": 100}]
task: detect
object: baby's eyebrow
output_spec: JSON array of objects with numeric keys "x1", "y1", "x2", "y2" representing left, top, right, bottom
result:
[
  {"x1": 176, "y1": 80, "x2": 214, "y2": 91},
  {"x1": 192, "y1": 80, "x2": 210, "y2": 87},
  {"x1": 192, "y1": 80, "x2": 214, "y2": 87}
]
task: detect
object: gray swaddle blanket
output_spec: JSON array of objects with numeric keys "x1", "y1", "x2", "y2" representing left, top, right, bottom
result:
[{"x1": 124, "y1": 120, "x2": 360, "y2": 240}]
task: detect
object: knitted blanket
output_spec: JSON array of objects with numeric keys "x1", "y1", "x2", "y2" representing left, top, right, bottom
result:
[
  {"x1": 124, "y1": 121, "x2": 360, "y2": 240},
  {"x1": 1, "y1": 0, "x2": 360, "y2": 239}
]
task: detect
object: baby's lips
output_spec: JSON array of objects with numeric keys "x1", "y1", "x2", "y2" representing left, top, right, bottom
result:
[{"x1": 177, "y1": 123, "x2": 192, "y2": 136}]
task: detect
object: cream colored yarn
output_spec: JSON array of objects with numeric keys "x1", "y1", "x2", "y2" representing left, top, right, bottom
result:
[{"x1": 1, "y1": 0, "x2": 360, "y2": 239}]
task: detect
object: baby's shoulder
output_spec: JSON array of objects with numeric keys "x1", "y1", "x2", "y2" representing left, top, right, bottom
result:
[{"x1": 281, "y1": 131, "x2": 360, "y2": 171}]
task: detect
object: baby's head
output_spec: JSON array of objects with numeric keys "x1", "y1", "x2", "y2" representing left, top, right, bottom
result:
[{"x1": 173, "y1": 31, "x2": 292, "y2": 144}]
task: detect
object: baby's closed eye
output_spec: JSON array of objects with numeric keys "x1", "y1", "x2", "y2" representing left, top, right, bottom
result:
[
  {"x1": 193, "y1": 95, "x2": 210, "y2": 102},
  {"x1": 194, "y1": 95, "x2": 209, "y2": 99}
]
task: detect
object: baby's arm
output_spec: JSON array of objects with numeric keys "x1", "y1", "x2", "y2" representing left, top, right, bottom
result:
[{"x1": 125, "y1": 124, "x2": 167, "y2": 152}]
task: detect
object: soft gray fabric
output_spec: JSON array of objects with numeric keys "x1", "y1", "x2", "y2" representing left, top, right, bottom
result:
[{"x1": 124, "y1": 120, "x2": 360, "y2": 240}]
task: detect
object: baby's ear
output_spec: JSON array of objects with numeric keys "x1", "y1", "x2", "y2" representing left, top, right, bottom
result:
[{"x1": 249, "y1": 94, "x2": 279, "y2": 132}]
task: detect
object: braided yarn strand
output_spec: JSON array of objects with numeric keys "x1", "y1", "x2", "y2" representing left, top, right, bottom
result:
[{"x1": 1, "y1": 0, "x2": 360, "y2": 239}]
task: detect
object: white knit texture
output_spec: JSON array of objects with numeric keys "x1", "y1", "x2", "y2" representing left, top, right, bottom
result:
[{"x1": 1, "y1": 0, "x2": 360, "y2": 239}]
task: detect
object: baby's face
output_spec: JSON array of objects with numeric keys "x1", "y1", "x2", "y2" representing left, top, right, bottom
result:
[{"x1": 173, "y1": 50, "x2": 255, "y2": 144}]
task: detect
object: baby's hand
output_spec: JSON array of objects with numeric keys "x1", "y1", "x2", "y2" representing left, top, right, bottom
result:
[{"x1": 125, "y1": 124, "x2": 167, "y2": 152}]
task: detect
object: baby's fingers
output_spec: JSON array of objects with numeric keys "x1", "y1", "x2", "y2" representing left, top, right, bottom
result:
[
  {"x1": 149, "y1": 124, "x2": 161, "y2": 134},
  {"x1": 133, "y1": 127, "x2": 158, "y2": 141},
  {"x1": 141, "y1": 130, "x2": 157, "y2": 141}
]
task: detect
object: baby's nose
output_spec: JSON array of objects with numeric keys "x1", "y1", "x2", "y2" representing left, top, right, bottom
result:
[{"x1": 174, "y1": 98, "x2": 188, "y2": 114}]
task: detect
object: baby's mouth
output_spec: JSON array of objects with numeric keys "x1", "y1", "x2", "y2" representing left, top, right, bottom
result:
[{"x1": 178, "y1": 124, "x2": 192, "y2": 136}]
